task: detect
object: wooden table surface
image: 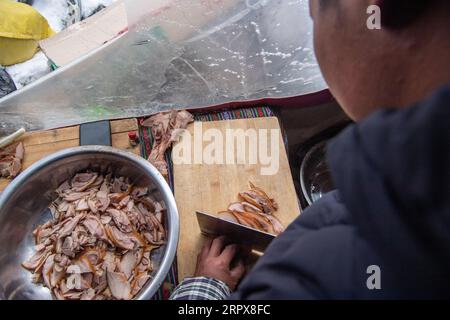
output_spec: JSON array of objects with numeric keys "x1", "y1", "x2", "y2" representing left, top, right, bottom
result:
[{"x1": 0, "y1": 119, "x2": 139, "y2": 192}]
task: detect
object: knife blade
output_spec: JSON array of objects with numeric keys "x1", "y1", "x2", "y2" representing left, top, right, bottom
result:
[{"x1": 196, "y1": 211, "x2": 275, "y2": 252}]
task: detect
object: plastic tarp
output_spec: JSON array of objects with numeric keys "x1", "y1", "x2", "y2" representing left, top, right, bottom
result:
[
  {"x1": 0, "y1": 0, "x2": 55, "y2": 66},
  {"x1": 0, "y1": 0, "x2": 326, "y2": 135}
]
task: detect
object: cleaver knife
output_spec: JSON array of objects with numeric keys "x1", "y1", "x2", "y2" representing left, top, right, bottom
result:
[{"x1": 196, "y1": 211, "x2": 275, "y2": 252}]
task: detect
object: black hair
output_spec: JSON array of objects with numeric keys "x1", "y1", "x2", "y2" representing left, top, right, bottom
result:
[{"x1": 379, "y1": 0, "x2": 442, "y2": 28}]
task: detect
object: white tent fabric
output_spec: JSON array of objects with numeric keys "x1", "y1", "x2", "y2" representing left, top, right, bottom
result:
[{"x1": 0, "y1": 0, "x2": 326, "y2": 134}]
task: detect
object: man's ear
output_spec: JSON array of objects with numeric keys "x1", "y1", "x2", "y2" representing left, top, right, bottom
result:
[{"x1": 376, "y1": 0, "x2": 434, "y2": 29}]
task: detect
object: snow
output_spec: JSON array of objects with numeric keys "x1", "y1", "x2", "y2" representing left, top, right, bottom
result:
[
  {"x1": 5, "y1": 52, "x2": 51, "y2": 90},
  {"x1": 81, "y1": 0, "x2": 115, "y2": 19},
  {"x1": 32, "y1": 0, "x2": 81, "y2": 32},
  {"x1": 31, "y1": 0, "x2": 116, "y2": 32}
]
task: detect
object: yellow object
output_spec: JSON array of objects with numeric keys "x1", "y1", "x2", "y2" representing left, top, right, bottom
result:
[{"x1": 0, "y1": 0, "x2": 55, "y2": 66}]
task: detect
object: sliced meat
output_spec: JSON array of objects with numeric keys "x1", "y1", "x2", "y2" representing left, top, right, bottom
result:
[
  {"x1": 82, "y1": 215, "x2": 109, "y2": 242},
  {"x1": 131, "y1": 273, "x2": 151, "y2": 296},
  {"x1": 63, "y1": 192, "x2": 90, "y2": 202},
  {"x1": 58, "y1": 213, "x2": 84, "y2": 238},
  {"x1": 241, "y1": 201, "x2": 263, "y2": 213},
  {"x1": 131, "y1": 187, "x2": 148, "y2": 198},
  {"x1": 96, "y1": 190, "x2": 110, "y2": 212},
  {"x1": 71, "y1": 173, "x2": 98, "y2": 192},
  {"x1": 21, "y1": 247, "x2": 49, "y2": 270},
  {"x1": 64, "y1": 291, "x2": 83, "y2": 300},
  {"x1": 249, "y1": 181, "x2": 279, "y2": 210},
  {"x1": 238, "y1": 192, "x2": 268, "y2": 213},
  {"x1": 0, "y1": 142, "x2": 24, "y2": 178},
  {"x1": 56, "y1": 180, "x2": 70, "y2": 195},
  {"x1": 228, "y1": 202, "x2": 245, "y2": 213},
  {"x1": 72, "y1": 255, "x2": 96, "y2": 274},
  {"x1": 42, "y1": 254, "x2": 55, "y2": 289},
  {"x1": 107, "y1": 208, "x2": 132, "y2": 233},
  {"x1": 100, "y1": 215, "x2": 112, "y2": 225},
  {"x1": 102, "y1": 251, "x2": 117, "y2": 272},
  {"x1": 264, "y1": 214, "x2": 284, "y2": 235},
  {"x1": 240, "y1": 211, "x2": 273, "y2": 233},
  {"x1": 218, "y1": 211, "x2": 239, "y2": 224},
  {"x1": 75, "y1": 198, "x2": 89, "y2": 211},
  {"x1": 135, "y1": 250, "x2": 153, "y2": 274},
  {"x1": 50, "y1": 266, "x2": 65, "y2": 288},
  {"x1": 104, "y1": 225, "x2": 137, "y2": 250},
  {"x1": 57, "y1": 201, "x2": 70, "y2": 213},
  {"x1": 53, "y1": 288, "x2": 66, "y2": 300},
  {"x1": 22, "y1": 170, "x2": 165, "y2": 300},
  {"x1": 142, "y1": 110, "x2": 193, "y2": 177},
  {"x1": 107, "y1": 271, "x2": 131, "y2": 300},
  {"x1": 118, "y1": 195, "x2": 131, "y2": 208},
  {"x1": 66, "y1": 203, "x2": 76, "y2": 218},
  {"x1": 232, "y1": 212, "x2": 260, "y2": 229},
  {"x1": 81, "y1": 288, "x2": 96, "y2": 300},
  {"x1": 61, "y1": 236, "x2": 77, "y2": 258},
  {"x1": 93, "y1": 272, "x2": 108, "y2": 293},
  {"x1": 119, "y1": 251, "x2": 137, "y2": 279}
]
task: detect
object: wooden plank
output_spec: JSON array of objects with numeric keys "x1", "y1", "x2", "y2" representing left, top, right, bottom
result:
[
  {"x1": 22, "y1": 140, "x2": 80, "y2": 170},
  {"x1": 173, "y1": 117, "x2": 301, "y2": 281},
  {"x1": 0, "y1": 180, "x2": 8, "y2": 192},
  {"x1": 18, "y1": 126, "x2": 79, "y2": 146},
  {"x1": 0, "y1": 139, "x2": 79, "y2": 192},
  {"x1": 110, "y1": 119, "x2": 138, "y2": 134},
  {"x1": 0, "y1": 119, "x2": 140, "y2": 192},
  {"x1": 111, "y1": 132, "x2": 140, "y2": 156}
]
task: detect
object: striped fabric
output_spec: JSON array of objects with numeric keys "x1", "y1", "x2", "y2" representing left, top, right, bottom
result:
[
  {"x1": 194, "y1": 106, "x2": 274, "y2": 122},
  {"x1": 138, "y1": 125, "x2": 178, "y2": 300},
  {"x1": 138, "y1": 106, "x2": 275, "y2": 299},
  {"x1": 169, "y1": 277, "x2": 231, "y2": 300}
]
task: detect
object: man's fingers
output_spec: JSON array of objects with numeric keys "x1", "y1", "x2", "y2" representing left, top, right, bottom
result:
[
  {"x1": 199, "y1": 237, "x2": 213, "y2": 261},
  {"x1": 209, "y1": 236, "x2": 226, "y2": 257},
  {"x1": 231, "y1": 259, "x2": 245, "y2": 279},
  {"x1": 220, "y1": 244, "x2": 238, "y2": 263}
]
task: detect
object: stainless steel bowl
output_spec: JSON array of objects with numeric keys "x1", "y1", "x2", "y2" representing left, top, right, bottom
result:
[
  {"x1": 0, "y1": 146, "x2": 179, "y2": 300},
  {"x1": 299, "y1": 141, "x2": 334, "y2": 206}
]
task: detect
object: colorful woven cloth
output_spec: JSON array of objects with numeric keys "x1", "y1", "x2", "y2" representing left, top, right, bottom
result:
[
  {"x1": 138, "y1": 125, "x2": 178, "y2": 300},
  {"x1": 138, "y1": 106, "x2": 275, "y2": 299},
  {"x1": 194, "y1": 106, "x2": 274, "y2": 122}
]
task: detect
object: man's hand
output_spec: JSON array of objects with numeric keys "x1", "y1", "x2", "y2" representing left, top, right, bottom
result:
[{"x1": 194, "y1": 236, "x2": 246, "y2": 291}]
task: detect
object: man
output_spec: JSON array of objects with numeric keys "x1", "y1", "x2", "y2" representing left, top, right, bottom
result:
[{"x1": 171, "y1": 0, "x2": 450, "y2": 299}]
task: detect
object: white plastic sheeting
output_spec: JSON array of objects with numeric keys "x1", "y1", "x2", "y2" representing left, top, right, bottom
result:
[
  {"x1": 0, "y1": 0, "x2": 326, "y2": 134},
  {"x1": 5, "y1": 52, "x2": 52, "y2": 90}
]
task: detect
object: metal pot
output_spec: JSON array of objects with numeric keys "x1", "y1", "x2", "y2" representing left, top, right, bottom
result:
[
  {"x1": 0, "y1": 146, "x2": 179, "y2": 300},
  {"x1": 299, "y1": 141, "x2": 334, "y2": 206}
]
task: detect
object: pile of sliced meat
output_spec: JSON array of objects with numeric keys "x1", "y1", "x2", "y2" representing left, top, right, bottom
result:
[
  {"x1": 0, "y1": 142, "x2": 24, "y2": 178},
  {"x1": 218, "y1": 182, "x2": 284, "y2": 235},
  {"x1": 141, "y1": 110, "x2": 194, "y2": 177},
  {"x1": 22, "y1": 172, "x2": 166, "y2": 300}
]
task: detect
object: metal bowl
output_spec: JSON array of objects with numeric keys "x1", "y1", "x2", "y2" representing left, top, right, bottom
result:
[
  {"x1": 0, "y1": 146, "x2": 179, "y2": 300},
  {"x1": 299, "y1": 141, "x2": 334, "y2": 206}
]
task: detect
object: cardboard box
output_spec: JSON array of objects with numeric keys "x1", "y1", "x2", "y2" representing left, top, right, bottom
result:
[{"x1": 39, "y1": 1, "x2": 128, "y2": 67}]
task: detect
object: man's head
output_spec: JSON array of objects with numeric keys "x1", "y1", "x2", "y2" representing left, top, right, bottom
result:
[{"x1": 309, "y1": 0, "x2": 450, "y2": 120}]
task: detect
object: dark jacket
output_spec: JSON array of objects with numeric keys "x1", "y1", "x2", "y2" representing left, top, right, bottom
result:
[{"x1": 231, "y1": 86, "x2": 450, "y2": 299}]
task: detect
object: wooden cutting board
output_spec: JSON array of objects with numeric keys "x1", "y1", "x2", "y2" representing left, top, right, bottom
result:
[
  {"x1": 173, "y1": 117, "x2": 301, "y2": 281},
  {"x1": 0, "y1": 119, "x2": 140, "y2": 192}
]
